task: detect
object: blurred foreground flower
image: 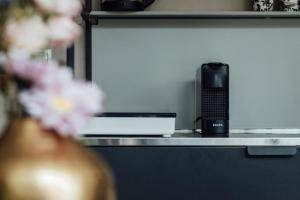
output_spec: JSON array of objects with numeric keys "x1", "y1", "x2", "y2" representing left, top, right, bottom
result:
[
  {"x1": 19, "y1": 79, "x2": 104, "y2": 137},
  {"x1": 0, "y1": 49, "x2": 105, "y2": 137},
  {"x1": 4, "y1": 15, "x2": 48, "y2": 54},
  {"x1": 33, "y1": 0, "x2": 82, "y2": 17},
  {"x1": 1, "y1": 49, "x2": 68, "y2": 87},
  {"x1": 48, "y1": 16, "x2": 81, "y2": 47}
]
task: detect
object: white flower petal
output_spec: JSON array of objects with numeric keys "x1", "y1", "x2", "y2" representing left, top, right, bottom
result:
[
  {"x1": 48, "y1": 17, "x2": 81, "y2": 47},
  {"x1": 33, "y1": 0, "x2": 82, "y2": 17},
  {"x1": 4, "y1": 16, "x2": 48, "y2": 54}
]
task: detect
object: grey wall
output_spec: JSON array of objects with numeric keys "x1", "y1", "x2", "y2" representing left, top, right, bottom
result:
[
  {"x1": 148, "y1": 0, "x2": 252, "y2": 11},
  {"x1": 92, "y1": 0, "x2": 252, "y2": 11},
  {"x1": 91, "y1": 19, "x2": 300, "y2": 130}
]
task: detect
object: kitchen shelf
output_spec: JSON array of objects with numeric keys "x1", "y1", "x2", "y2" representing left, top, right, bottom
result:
[
  {"x1": 82, "y1": 133, "x2": 300, "y2": 147},
  {"x1": 88, "y1": 11, "x2": 300, "y2": 21}
]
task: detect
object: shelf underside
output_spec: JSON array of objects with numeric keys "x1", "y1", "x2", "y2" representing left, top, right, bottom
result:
[{"x1": 89, "y1": 11, "x2": 300, "y2": 20}]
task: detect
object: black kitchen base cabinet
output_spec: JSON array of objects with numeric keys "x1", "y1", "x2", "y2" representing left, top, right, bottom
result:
[{"x1": 90, "y1": 147, "x2": 300, "y2": 200}]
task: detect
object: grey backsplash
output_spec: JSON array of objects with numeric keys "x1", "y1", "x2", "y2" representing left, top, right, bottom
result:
[
  {"x1": 92, "y1": 19, "x2": 300, "y2": 130},
  {"x1": 92, "y1": 0, "x2": 252, "y2": 11}
]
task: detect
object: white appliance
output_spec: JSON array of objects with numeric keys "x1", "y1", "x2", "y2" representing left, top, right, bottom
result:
[{"x1": 79, "y1": 113, "x2": 176, "y2": 137}]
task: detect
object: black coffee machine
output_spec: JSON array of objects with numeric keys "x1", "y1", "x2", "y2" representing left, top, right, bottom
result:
[
  {"x1": 196, "y1": 63, "x2": 229, "y2": 136},
  {"x1": 101, "y1": 0, "x2": 155, "y2": 11}
]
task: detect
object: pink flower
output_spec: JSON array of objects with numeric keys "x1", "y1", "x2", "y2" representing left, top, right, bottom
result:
[
  {"x1": 48, "y1": 16, "x2": 81, "y2": 47},
  {"x1": 4, "y1": 16, "x2": 48, "y2": 54},
  {"x1": 40, "y1": 65, "x2": 74, "y2": 89},
  {"x1": 19, "y1": 70, "x2": 104, "y2": 137},
  {"x1": 33, "y1": 0, "x2": 82, "y2": 17},
  {"x1": 0, "y1": 49, "x2": 68, "y2": 88}
]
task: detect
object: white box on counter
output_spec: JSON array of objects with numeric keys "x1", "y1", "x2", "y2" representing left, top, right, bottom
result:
[{"x1": 79, "y1": 113, "x2": 176, "y2": 137}]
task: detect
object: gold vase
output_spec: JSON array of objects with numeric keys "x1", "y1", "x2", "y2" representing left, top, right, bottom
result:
[{"x1": 0, "y1": 118, "x2": 116, "y2": 200}]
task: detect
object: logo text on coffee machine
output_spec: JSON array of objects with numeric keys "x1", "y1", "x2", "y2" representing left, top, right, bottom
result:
[{"x1": 213, "y1": 124, "x2": 223, "y2": 127}]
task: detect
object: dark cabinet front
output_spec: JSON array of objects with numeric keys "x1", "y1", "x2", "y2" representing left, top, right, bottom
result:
[{"x1": 90, "y1": 146, "x2": 300, "y2": 200}]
